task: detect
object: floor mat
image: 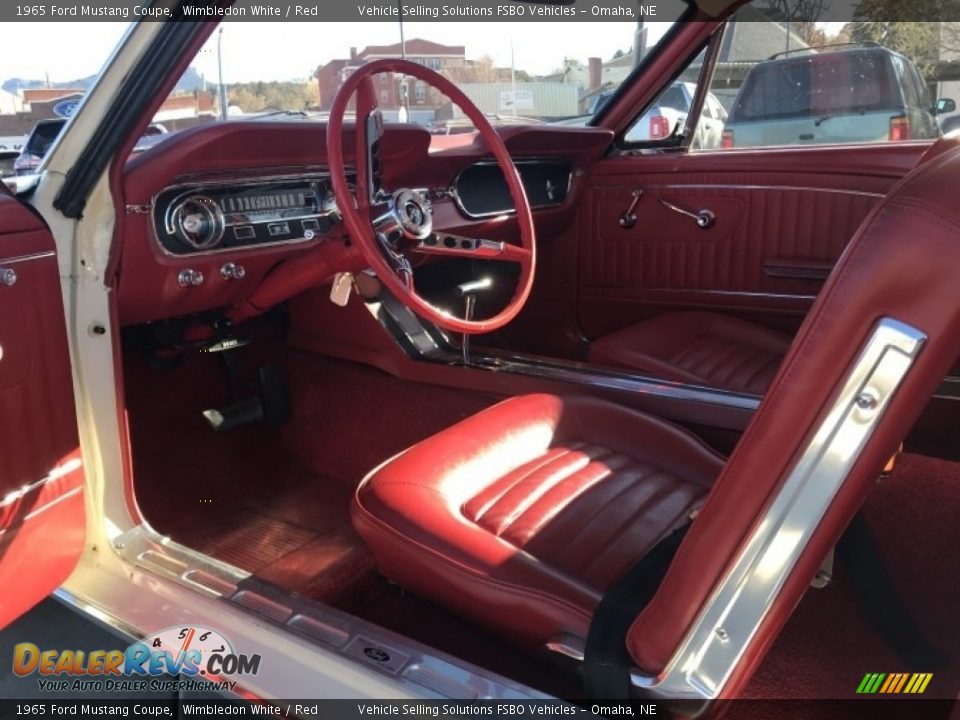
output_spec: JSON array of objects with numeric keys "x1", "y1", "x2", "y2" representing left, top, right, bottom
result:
[
  {"x1": 158, "y1": 474, "x2": 373, "y2": 594},
  {"x1": 126, "y1": 343, "x2": 496, "y2": 598}
]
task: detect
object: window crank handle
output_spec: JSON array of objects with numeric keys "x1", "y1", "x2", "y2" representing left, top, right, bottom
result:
[
  {"x1": 659, "y1": 198, "x2": 716, "y2": 229},
  {"x1": 618, "y1": 189, "x2": 644, "y2": 229}
]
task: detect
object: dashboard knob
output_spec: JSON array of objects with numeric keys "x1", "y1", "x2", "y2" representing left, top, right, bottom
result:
[
  {"x1": 177, "y1": 269, "x2": 204, "y2": 287},
  {"x1": 0, "y1": 268, "x2": 17, "y2": 287},
  {"x1": 220, "y1": 262, "x2": 246, "y2": 281}
]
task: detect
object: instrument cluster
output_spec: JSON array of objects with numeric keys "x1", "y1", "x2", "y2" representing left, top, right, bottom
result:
[{"x1": 153, "y1": 176, "x2": 341, "y2": 255}]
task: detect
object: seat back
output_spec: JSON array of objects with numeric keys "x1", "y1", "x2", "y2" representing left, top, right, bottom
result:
[{"x1": 627, "y1": 139, "x2": 960, "y2": 699}]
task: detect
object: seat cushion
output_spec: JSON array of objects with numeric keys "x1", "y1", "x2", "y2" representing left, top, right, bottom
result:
[
  {"x1": 352, "y1": 393, "x2": 723, "y2": 651},
  {"x1": 588, "y1": 311, "x2": 792, "y2": 395}
]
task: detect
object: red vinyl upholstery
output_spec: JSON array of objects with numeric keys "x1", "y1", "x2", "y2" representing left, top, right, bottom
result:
[
  {"x1": 352, "y1": 136, "x2": 960, "y2": 697},
  {"x1": 588, "y1": 311, "x2": 792, "y2": 395},
  {"x1": 352, "y1": 393, "x2": 722, "y2": 650}
]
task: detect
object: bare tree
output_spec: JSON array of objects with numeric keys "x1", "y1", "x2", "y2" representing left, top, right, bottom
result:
[{"x1": 763, "y1": 0, "x2": 830, "y2": 45}]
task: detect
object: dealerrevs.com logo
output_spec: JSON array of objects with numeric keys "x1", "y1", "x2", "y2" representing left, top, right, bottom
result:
[{"x1": 13, "y1": 626, "x2": 260, "y2": 693}]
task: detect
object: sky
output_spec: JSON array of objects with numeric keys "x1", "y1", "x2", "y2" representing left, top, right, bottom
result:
[{"x1": 4, "y1": 21, "x2": 672, "y2": 85}]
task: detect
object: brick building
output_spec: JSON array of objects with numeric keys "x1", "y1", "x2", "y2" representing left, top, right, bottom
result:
[{"x1": 315, "y1": 39, "x2": 466, "y2": 112}]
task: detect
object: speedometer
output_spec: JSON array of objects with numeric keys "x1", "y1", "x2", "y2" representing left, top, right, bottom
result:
[{"x1": 168, "y1": 195, "x2": 224, "y2": 251}]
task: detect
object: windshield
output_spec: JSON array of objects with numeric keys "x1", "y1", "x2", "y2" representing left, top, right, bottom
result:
[
  {"x1": 2, "y1": 23, "x2": 128, "y2": 161},
  {"x1": 1, "y1": 16, "x2": 682, "y2": 162},
  {"x1": 153, "y1": 18, "x2": 680, "y2": 136}
]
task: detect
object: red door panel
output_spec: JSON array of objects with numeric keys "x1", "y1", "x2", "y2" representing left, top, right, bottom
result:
[
  {"x1": 578, "y1": 143, "x2": 925, "y2": 340},
  {"x1": 0, "y1": 192, "x2": 85, "y2": 627}
]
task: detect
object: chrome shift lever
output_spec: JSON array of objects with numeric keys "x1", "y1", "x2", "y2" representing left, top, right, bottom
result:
[{"x1": 457, "y1": 277, "x2": 493, "y2": 364}]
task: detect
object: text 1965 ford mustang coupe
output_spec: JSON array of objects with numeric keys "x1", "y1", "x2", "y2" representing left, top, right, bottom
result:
[{"x1": 1, "y1": 0, "x2": 957, "y2": 714}]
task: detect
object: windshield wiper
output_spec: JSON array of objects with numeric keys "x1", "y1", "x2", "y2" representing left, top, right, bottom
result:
[{"x1": 815, "y1": 107, "x2": 867, "y2": 126}]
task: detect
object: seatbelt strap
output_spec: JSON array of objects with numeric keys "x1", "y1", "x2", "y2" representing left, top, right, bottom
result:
[
  {"x1": 837, "y1": 513, "x2": 946, "y2": 669},
  {"x1": 583, "y1": 522, "x2": 691, "y2": 699}
]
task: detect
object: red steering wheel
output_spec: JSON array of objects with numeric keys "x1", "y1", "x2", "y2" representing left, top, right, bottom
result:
[{"x1": 326, "y1": 58, "x2": 537, "y2": 335}]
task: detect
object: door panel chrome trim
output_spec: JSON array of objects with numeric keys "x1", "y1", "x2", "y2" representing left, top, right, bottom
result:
[
  {"x1": 933, "y1": 375, "x2": 960, "y2": 401},
  {"x1": 581, "y1": 288, "x2": 819, "y2": 302},
  {"x1": 631, "y1": 317, "x2": 925, "y2": 700},
  {"x1": 0, "y1": 250, "x2": 56, "y2": 265},
  {"x1": 0, "y1": 457, "x2": 83, "y2": 509},
  {"x1": 652, "y1": 184, "x2": 885, "y2": 199}
]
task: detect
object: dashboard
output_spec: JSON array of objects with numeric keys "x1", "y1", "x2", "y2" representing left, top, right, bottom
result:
[{"x1": 116, "y1": 121, "x2": 612, "y2": 326}]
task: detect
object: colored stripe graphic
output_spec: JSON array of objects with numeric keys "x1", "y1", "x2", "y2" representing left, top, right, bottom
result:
[
  {"x1": 892, "y1": 673, "x2": 909, "y2": 693},
  {"x1": 857, "y1": 672, "x2": 933, "y2": 694}
]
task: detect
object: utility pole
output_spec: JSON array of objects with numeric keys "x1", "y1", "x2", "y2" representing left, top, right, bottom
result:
[
  {"x1": 217, "y1": 27, "x2": 228, "y2": 120},
  {"x1": 634, "y1": 18, "x2": 647, "y2": 69},
  {"x1": 511, "y1": 38, "x2": 517, "y2": 117},
  {"x1": 398, "y1": 0, "x2": 409, "y2": 123}
]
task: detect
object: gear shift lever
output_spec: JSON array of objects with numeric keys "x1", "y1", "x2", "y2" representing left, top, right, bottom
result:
[{"x1": 457, "y1": 277, "x2": 493, "y2": 364}]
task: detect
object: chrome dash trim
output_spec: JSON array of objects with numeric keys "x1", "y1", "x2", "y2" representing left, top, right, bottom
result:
[
  {"x1": 451, "y1": 158, "x2": 574, "y2": 220},
  {"x1": 147, "y1": 171, "x2": 343, "y2": 259},
  {"x1": 631, "y1": 317, "x2": 926, "y2": 700}
]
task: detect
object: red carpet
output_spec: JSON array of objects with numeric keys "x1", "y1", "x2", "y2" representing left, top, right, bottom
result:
[
  {"x1": 124, "y1": 340, "x2": 958, "y2": 705},
  {"x1": 742, "y1": 452, "x2": 959, "y2": 701},
  {"x1": 125, "y1": 342, "x2": 495, "y2": 599}
]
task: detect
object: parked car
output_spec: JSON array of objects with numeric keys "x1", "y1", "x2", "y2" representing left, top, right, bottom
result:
[
  {"x1": 624, "y1": 81, "x2": 727, "y2": 149},
  {"x1": 13, "y1": 118, "x2": 65, "y2": 175},
  {"x1": 0, "y1": 148, "x2": 19, "y2": 179},
  {"x1": 14, "y1": 118, "x2": 169, "y2": 175},
  {"x1": 722, "y1": 44, "x2": 941, "y2": 148},
  {"x1": 937, "y1": 96, "x2": 960, "y2": 134},
  {"x1": 566, "y1": 82, "x2": 727, "y2": 149}
]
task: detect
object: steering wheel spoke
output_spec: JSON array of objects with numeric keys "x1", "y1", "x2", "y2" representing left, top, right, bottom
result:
[{"x1": 376, "y1": 232, "x2": 416, "y2": 289}]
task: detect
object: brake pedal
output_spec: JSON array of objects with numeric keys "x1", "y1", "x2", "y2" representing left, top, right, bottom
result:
[
  {"x1": 202, "y1": 364, "x2": 289, "y2": 432},
  {"x1": 203, "y1": 397, "x2": 264, "y2": 431}
]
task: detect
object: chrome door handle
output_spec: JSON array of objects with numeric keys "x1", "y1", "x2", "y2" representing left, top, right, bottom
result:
[
  {"x1": 0, "y1": 268, "x2": 17, "y2": 286},
  {"x1": 659, "y1": 199, "x2": 716, "y2": 229}
]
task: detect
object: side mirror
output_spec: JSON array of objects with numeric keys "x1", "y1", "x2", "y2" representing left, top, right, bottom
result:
[{"x1": 936, "y1": 98, "x2": 956, "y2": 114}]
